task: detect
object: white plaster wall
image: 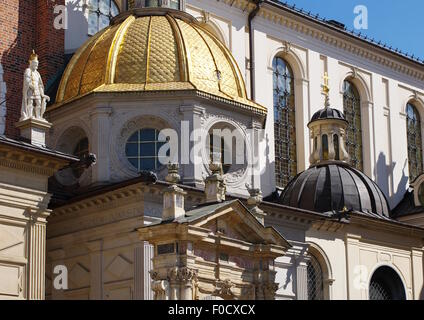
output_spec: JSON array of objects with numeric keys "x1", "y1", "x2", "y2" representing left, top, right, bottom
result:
[
  {"x1": 306, "y1": 225, "x2": 424, "y2": 300},
  {"x1": 184, "y1": 0, "x2": 424, "y2": 207},
  {"x1": 65, "y1": 0, "x2": 90, "y2": 54},
  {"x1": 305, "y1": 229, "x2": 348, "y2": 300}
]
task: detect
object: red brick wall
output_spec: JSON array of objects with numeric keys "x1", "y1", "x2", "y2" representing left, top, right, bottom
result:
[{"x1": 0, "y1": 0, "x2": 64, "y2": 138}]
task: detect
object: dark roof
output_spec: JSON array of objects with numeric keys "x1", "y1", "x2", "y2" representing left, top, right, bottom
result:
[
  {"x1": 309, "y1": 107, "x2": 347, "y2": 125},
  {"x1": 266, "y1": 1, "x2": 424, "y2": 66},
  {"x1": 279, "y1": 162, "x2": 391, "y2": 217},
  {"x1": 0, "y1": 135, "x2": 79, "y2": 162},
  {"x1": 392, "y1": 189, "x2": 424, "y2": 218}
]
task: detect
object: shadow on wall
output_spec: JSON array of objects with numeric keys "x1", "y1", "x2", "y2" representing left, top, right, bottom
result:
[
  {"x1": 65, "y1": 0, "x2": 89, "y2": 53},
  {"x1": 375, "y1": 152, "x2": 409, "y2": 209}
]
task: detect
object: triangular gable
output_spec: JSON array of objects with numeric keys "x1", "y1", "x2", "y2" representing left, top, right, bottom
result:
[{"x1": 187, "y1": 200, "x2": 291, "y2": 249}]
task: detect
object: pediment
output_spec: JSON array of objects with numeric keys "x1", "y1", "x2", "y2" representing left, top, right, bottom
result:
[{"x1": 187, "y1": 200, "x2": 290, "y2": 248}]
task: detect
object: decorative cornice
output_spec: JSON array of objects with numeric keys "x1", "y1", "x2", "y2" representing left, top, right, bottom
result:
[
  {"x1": 0, "y1": 145, "x2": 68, "y2": 176},
  {"x1": 52, "y1": 183, "x2": 156, "y2": 217},
  {"x1": 258, "y1": 7, "x2": 424, "y2": 82},
  {"x1": 220, "y1": 0, "x2": 424, "y2": 83}
]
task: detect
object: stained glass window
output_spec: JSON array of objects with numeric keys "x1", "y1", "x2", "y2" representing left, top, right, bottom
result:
[
  {"x1": 343, "y1": 80, "x2": 363, "y2": 171},
  {"x1": 125, "y1": 129, "x2": 169, "y2": 171},
  {"x1": 406, "y1": 103, "x2": 423, "y2": 181},
  {"x1": 273, "y1": 57, "x2": 296, "y2": 188},
  {"x1": 88, "y1": 0, "x2": 120, "y2": 36}
]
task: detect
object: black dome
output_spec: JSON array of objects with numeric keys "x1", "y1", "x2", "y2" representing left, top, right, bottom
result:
[
  {"x1": 279, "y1": 163, "x2": 390, "y2": 217},
  {"x1": 309, "y1": 107, "x2": 347, "y2": 124}
]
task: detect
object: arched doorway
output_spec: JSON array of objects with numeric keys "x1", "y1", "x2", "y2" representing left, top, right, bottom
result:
[{"x1": 369, "y1": 266, "x2": 406, "y2": 300}]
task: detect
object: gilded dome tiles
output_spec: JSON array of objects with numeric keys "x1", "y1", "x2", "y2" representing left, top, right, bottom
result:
[{"x1": 54, "y1": 9, "x2": 266, "y2": 114}]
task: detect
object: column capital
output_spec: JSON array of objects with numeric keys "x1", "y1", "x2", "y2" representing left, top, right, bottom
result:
[
  {"x1": 89, "y1": 105, "x2": 113, "y2": 117},
  {"x1": 179, "y1": 105, "x2": 205, "y2": 116}
]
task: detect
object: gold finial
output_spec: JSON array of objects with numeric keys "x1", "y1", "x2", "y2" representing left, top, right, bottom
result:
[
  {"x1": 322, "y1": 72, "x2": 330, "y2": 108},
  {"x1": 29, "y1": 50, "x2": 38, "y2": 62}
]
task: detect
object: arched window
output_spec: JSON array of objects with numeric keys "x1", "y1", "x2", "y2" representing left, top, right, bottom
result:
[
  {"x1": 343, "y1": 80, "x2": 363, "y2": 171},
  {"x1": 333, "y1": 134, "x2": 340, "y2": 160},
  {"x1": 322, "y1": 134, "x2": 329, "y2": 160},
  {"x1": 88, "y1": 0, "x2": 120, "y2": 36},
  {"x1": 125, "y1": 128, "x2": 168, "y2": 171},
  {"x1": 406, "y1": 103, "x2": 423, "y2": 181},
  {"x1": 369, "y1": 266, "x2": 406, "y2": 300},
  {"x1": 273, "y1": 57, "x2": 296, "y2": 188},
  {"x1": 306, "y1": 255, "x2": 324, "y2": 300}
]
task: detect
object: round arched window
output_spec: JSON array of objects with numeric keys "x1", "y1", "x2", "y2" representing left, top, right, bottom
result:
[
  {"x1": 307, "y1": 255, "x2": 324, "y2": 300},
  {"x1": 125, "y1": 128, "x2": 168, "y2": 172},
  {"x1": 369, "y1": 266, "x2": 406, "y2": 300}
]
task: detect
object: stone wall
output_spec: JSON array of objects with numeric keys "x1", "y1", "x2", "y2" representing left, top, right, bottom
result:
[{"x1": 0, "y1": 0, "x2": 64, "y2": 138}]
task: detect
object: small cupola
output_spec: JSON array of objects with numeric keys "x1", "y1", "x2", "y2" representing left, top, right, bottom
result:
[{"x1": 308, "y1": 73, "x2": 350, "y2": 166}]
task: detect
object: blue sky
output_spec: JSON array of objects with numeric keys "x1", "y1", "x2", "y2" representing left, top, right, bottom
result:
[{"x1": 280, "y1": 0, "x2": 424, "y2": 61}]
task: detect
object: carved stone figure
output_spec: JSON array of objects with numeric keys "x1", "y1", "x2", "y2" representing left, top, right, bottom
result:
[{"x1": 21, "y1": 50, "x2": 50, "y2": 121}]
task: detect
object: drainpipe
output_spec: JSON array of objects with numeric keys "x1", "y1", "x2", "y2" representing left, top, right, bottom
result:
[{"x1": 248, "y1": 0, "x2": 263, "y2": 100}]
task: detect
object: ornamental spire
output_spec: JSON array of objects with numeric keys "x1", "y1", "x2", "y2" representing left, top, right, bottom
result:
[{"x1": 322, "y1": 72, "x2": 330, "y2": 108}]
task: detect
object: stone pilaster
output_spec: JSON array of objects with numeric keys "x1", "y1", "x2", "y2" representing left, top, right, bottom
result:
[
  {"x1": 295, "y1": 259, "x2": 309, "y2": 300},
  {"x1": 86, "y1": 240, "x2": 103, "y2": 300},
  {"x1": 89, "y1": 106, "x2": 112, "y2": 183},
  {"x1": 134, "y1": 242, "x2": 154, "y2": 300},
  {"x1": 179, "y1": 105, "x2": 205, "y2": 187},
  {"x1": 27, "y1": 215, "x2": 48, "y2": 300}
]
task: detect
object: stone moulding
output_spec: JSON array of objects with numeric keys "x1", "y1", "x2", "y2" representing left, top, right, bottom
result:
[{"x1": 219, "y1": 0, "x2": 424, "y2": 83}]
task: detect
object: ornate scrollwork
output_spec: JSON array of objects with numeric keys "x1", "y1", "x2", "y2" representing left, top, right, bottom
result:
[
  {"x1": 152, "y1": 280, "x2": 169, "y2": 300},
  {"x1": 214, "y1": 279, "x2": 235, "y2": 297},
  {"x1": 167, "y1": 267, "x2": 198, "y2": 282}
]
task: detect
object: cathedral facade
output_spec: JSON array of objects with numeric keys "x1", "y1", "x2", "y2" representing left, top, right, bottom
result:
[{"x1": 0, "y1": 0, "x2": 423, "y2": 300}]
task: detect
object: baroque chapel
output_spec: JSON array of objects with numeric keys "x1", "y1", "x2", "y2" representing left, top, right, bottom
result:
[{"x1": 0, "y1": 0, "x2": 423, "y2": 300}]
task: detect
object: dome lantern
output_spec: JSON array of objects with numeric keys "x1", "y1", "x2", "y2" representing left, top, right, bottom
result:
[
  {"x1": 308, "y1": 73, "x2": 350, "y2": 166},
  {"x1": 279, "y1": 73, "x2": 391, "y2": 218}
]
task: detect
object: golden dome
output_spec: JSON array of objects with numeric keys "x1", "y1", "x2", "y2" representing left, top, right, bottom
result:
[{"x1": 54, "y1": 8, "x2": 266, "y2": 114}]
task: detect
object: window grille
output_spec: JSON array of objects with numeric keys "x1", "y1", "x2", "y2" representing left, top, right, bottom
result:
[
  {"x1": 369, "y1": 280, "x2": 392, "y2": 300},
  {"x1": 406, "y1": 103, "x2": 423, "y2": 181},
  {"x1": 125, "y1": 128, "x2": 169, "y2": 171},
  {"x1": 306, "y1": 255, "x2": 324, "y2": 300},
  {"x1": 88, "y1": 0, "x2": 120, "y2": 36},
  {"x1": 343, "y1": 80, "x2": 363, "y2": 171},
  {"x1": 273, "y1": 57, "x2": 297, "y2": 188}
]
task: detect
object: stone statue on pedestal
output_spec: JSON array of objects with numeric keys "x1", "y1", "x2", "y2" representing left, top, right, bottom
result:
[{"x1": 21, "y1": 50, "x2": 50, "y2": 121}]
